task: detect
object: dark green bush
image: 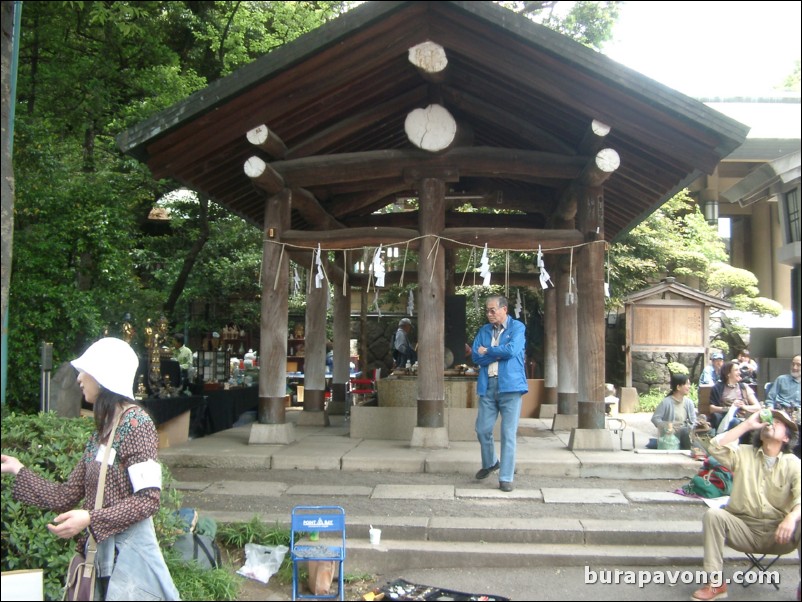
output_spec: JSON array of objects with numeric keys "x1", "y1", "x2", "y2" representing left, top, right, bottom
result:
[{"x1": 1, "y1": 410, "x2": 238, "y2": 600}]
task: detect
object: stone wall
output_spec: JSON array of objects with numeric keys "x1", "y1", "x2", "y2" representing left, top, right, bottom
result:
[
  {"x1": 353, "y1": 317, "x2": 410, "y2": 375},
  {"x1": 630, "y1": 351, "x2": 702, "y2": 394}
]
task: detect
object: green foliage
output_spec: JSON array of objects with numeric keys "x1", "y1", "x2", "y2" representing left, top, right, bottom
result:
[
  {"x1": 636, "y1": 385, "x2": 698, "y2": 413},
  {"x1": 0, "y1": 411, "x2": 238, "y2": 601},
  {"x1": 0, "y1": 412, "x2": 93, "y2": 599},
  {"x1": 608, "y1": 191, "x2": 728, "y2": 308},
  {"x1": 635, "y1": 388, "x2": 665, "y2": 413},
  {"x1": 218, "y1": 516, "x2": 295, "y2": 584},
  {"x1": 164, "y1": 548, "x2": 239, "y2": 602},
  {"x1": 218, "y1": 516, "x2": 293, "y2": 549},
  {"x1": 667, "y1": 362, "x2": 689, "y2": 375},
  {"x1": 7, "y1": 1, "x2": 349, "y2": 411},
  {"x1": 498, "y1": 1, "x2": 622, "y2": 50}
]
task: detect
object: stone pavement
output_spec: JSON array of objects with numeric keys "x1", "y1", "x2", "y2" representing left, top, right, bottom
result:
[{"x1": 159, "y1": 410, "x2": 799, "y2": 593}]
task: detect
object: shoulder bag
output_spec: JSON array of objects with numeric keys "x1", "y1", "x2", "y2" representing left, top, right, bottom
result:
[{"x1": 64, "y1": 409, "x2": 124, "y2": 601}]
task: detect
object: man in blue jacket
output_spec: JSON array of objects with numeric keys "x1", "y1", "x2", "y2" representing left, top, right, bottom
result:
[{"x1": 471, "y1": 295, "x2": 528, "y2": 492}]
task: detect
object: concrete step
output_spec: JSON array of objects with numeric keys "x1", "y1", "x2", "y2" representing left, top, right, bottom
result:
[
  {"x1": 204, "y1": 512, "x2": 797, "y2": 572},
  {"x1": 344, "y1": 540, "x2": 764, "y2": 572},
  {"x1": 206, "y1": 513, "x2": 706, "y2": 547}
]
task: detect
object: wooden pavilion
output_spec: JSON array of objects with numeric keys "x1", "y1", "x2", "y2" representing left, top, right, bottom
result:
[{"x1": 117, "y1": 1, "x2": 748, "y2": 449}]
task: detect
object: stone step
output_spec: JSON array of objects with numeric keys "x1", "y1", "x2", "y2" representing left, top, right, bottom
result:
[
  {"x1": 205, "y1": 513, "x2": 706, "y2": 547},
  {"x1": 343, "y1": 540, "x2": 797, "y2": 573}
]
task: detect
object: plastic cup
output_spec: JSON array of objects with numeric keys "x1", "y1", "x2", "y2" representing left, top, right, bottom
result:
[{"x1": 369, "y1": 528, "x2": 381, "y2": 545}]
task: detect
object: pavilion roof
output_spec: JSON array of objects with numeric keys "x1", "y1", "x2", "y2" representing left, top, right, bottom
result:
[{"x1": 117, "y1": 1, "x2": 749, "y2": 243}]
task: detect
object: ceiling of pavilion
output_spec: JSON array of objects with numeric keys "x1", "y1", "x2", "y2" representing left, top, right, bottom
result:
[{"x1": 117, "y1": 1, "x2": 749, "y2": 244}]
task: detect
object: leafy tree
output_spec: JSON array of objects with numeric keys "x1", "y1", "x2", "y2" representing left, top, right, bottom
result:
[
  {"x1": 497, "y1": 1, "x2": 622, "y2": 49},
  {"x1": 783, "y1": 59, "x2": 800, "y2": 91},
  {"x1": 7, "y1": 1, "x2": 348, "y2": 411},
  {"x1": 607, "y1": 189, "x2": 781, "y2": 357}
]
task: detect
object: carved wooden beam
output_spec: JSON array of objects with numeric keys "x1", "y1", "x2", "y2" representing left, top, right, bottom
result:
[
  {"x1": 279, "y1": 225, "x2": 583, "y2": 252},
  {"x1": 550, "y1": 148, "x2": 620, "y2": 224},
  {"x1": 246, "y1": 125, "x2": 288, "y2": 159},
  {"x1": 290, "y1": 188, "x2": 347, "y2": 230},
  {"x1": 244, "y1": 156, "x2": 284, "y2": 195},
  {"x1": 285, "y1": 86, "x2": 428, "y2": 160},
  {"x1": 441, "y1": 227, "x2": 584, "y2": 250},
  {"x1": 577, "y1": 120, "x2": 611, "y2": 156},
  {"x1": 270, "y1": 147, "x2": 585, "y2": 188},
  {"x1": 440, "y1": 87, "x2": 576, "y2": 156},
  {"x1": 281, "y1": 227, "x2": 420, "y2": 250},
  {"x1": 405, "y1": 104, "x2": 459, "y2": 153},
  {"x1": 327, "y1": 184, "x2": 414, "y2": 219},
  {"x1": 349, "y1": 270, "x2": 544, "y2": 287},
  {"x1": 408, "y1": 41, "x2": 449, "y2": 83}
]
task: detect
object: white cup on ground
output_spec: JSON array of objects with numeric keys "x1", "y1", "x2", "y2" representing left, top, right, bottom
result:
[{"x1": 369, "y1": 528, "x2": 381, "y2": 545}]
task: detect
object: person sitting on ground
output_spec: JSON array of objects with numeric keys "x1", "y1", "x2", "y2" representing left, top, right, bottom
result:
[
  {"x1": 690, "y1": 409, "x2": 800, "y2": 601},
  {"x1": 737, "y1": 348, "x2": 758, "y2": 385},
  {"x1": 765, "y1": 354, "x2": 801, "y2": 413},
  {"x1": 699, "y1": 351, "x2": 725, "y2": 387},
  {"x1": 708, "y1": 360, "x2": 761, "y2": 435},
  {"x1": 651, "y1": 373, "x2": 697, "y2": 450}
]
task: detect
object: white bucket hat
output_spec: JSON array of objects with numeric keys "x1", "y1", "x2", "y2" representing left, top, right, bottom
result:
[{"x1": 71, "y1": 337, "x2": 139, "y2": 400}]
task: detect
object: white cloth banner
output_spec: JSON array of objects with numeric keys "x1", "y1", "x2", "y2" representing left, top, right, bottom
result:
[
  {"x1": 314, "y1": 244, "x2": 324, "y2": 289},
  {"x1": 537, "y1": 245, "x2": 553, "y2": 290},
  {"x1": 479, "y1": 243, "x2": 491, "y2": 286},
  {"x1": 372, "y1": 245, "x2": 386, "y2": 288}
]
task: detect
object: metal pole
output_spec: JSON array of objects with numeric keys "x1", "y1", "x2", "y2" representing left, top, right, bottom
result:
[{"x1": 40, "y1": 341, "x2": 53, "y2": 412}]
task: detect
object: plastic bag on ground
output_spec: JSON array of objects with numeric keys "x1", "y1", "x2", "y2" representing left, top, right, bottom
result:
[{"x1": 236, "y1": 543, "x2": 289, "y2": 584}]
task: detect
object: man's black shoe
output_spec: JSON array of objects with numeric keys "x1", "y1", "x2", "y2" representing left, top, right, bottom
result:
[
  {"x1": 499, "y1": 481, "x2": 514, "y2": 492},
  {"x1": 475, "y1": 461, "x2": 500, "y2": 480}
]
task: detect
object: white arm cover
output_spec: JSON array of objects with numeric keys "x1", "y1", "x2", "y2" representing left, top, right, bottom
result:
[{"x1": 128, "y1": 459, "x2": 163, "y2": 492}]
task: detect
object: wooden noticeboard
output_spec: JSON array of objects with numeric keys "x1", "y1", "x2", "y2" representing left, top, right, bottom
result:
[
  {"x1": 623, "y1": 278, "x2": 731, "y2": 387},
  {"x1": 631, "y1": 305, "x2": 704, "y2": 347}
]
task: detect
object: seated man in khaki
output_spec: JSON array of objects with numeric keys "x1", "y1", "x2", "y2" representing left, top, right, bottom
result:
[{"x1": 692, "y1": 409, "x2": 800, "y2": 601}]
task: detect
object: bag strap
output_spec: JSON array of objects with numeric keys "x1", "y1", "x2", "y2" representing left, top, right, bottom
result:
[
  {"x1": 85, "y1": 406, "x2": 128, "y2": 559},
  {"x1": 193, "y1": 534, "x2": 219, "y2": 567}
]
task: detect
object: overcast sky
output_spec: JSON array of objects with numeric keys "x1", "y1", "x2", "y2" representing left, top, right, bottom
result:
[{"x1": 603, "y1": 1, "x2": 801, "y2": 97}]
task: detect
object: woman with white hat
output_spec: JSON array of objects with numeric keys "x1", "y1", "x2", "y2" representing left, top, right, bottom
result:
[{"x1": 1, "y1": 338, "x2": 179, "y2": 600}]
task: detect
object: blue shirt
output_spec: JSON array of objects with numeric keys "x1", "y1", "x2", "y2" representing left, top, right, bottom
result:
[
  {"x1": 765, "y1": 373, "x2": 800, "y2": 410},
  {"x1": 471, "y1": 315, "x2": 528, "y2": 395},
  {"x1": 699, "y1": 365, "x2": 719, "y2": 386}
]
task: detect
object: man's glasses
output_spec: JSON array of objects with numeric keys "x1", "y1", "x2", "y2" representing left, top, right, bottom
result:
[{"x1": 486, "y1": 307, "x2": 502, "y2": 314}]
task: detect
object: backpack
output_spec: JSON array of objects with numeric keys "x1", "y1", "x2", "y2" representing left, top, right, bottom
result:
[
  {"x1": 173, "y1": 532, "x2": 222, "y2": 570},
  {"x1": 683, "y1": 456, "x2": 733, "y2": 498}
]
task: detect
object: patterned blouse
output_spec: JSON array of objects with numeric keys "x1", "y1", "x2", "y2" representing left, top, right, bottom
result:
[{"x1": 12, "y1": 406, "x2": 161, "y2": 549}]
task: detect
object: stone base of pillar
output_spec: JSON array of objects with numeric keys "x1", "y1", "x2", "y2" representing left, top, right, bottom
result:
[
  {"x1": 568, "y1": 428, "x2": 616, "y2": 451},
  {"x1": 551, "y1": 413, "x2": 578, "y2": 431},
  {"x1": 326, "y1": 400, "x2": 347, "y2": 415},
  {"x1": 248, "y1": 422, "x2": 295, "y2": 445},
  {"x1": 297, "y1": 410, "x2": 330, "y2": 427},
  {"x1": 410, "y1": 426, "x2": 449, "y2": 449},
  {"x1": 544, "y1": 386, "x2": 558, "y2": 404},
  {"x1": 539, "y1": 403, "x2": 558, "y2": 419}
]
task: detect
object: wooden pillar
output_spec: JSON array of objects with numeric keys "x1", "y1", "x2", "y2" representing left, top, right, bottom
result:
[
  {"x1": 552, "y1": 257, "x2": 579, "y2": 432},
  {"x1": 569, "y1": 182, "x2": 614, "y2": 450},
  {"x1": 252, "y1": 191, "x2": 294, "y2": 445},
  {"x1": 576, "y1": 240, "x2": 606, "y2": 428},
  {"x1": 298, "y1": 257, "x2": 329, "y2": 426},
  {"x1": 414, "y1": 177, "x2": 446, "y2": 442},
  {"x1": 331, "y1": 253, "x2": 351, "y2": 404},
  {"x1": 543, "y1": 261, "x2": 558, "y2": 405},
  {"x1": 556, "y1": 259, "x2": 578, "y2": 414}
]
